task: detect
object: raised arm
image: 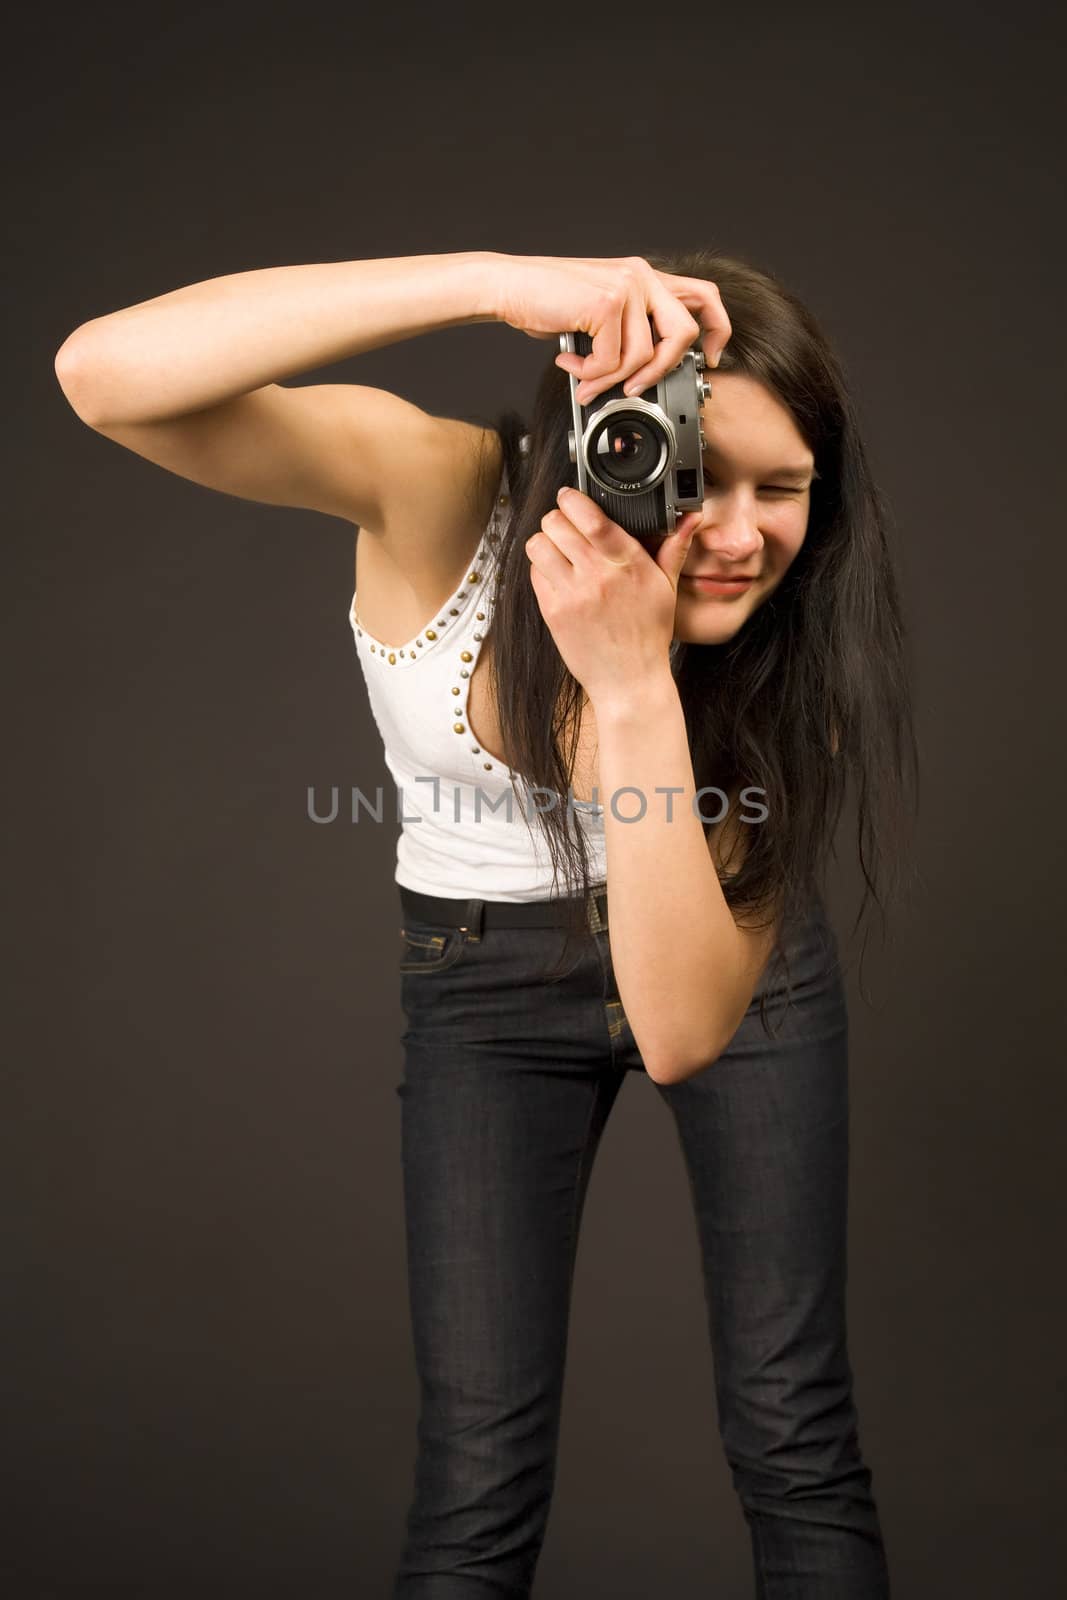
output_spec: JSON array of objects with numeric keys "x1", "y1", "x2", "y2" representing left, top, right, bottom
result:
[
  {"x1": 51, "y1": 250, "x2": 729, "y2": 537},
  {"x1": 53, "y1": 252, "x2": 499, "y2": 428},
  {"x1": 51, "y1": 253, "x2": 501, "y2": 536}
]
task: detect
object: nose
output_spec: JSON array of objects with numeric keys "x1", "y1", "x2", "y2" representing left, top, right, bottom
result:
[{"x1": 692, "y1": 489, "x2": 764, "y2": 561}]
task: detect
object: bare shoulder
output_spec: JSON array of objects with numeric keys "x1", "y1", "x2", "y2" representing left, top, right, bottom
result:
[
  {"x1": 358, "y1": 417, "x2": 502, "y2": 581},
  {"x1": 352, "y1": 420, "x2": 504, "y2": 638}
]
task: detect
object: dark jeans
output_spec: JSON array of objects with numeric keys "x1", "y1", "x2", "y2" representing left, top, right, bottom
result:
[{"x1": 391, "y1": 888, "x2": 890, "y2": 1598}]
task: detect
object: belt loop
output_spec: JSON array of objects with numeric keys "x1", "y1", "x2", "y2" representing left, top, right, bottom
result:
[{"x1": 460, "y1": 898, "x2": 485, "y2": 941}]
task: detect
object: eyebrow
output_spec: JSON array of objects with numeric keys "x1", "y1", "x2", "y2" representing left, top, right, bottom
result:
[{"x1": 702, "y1": 447, "x2": 818, "y2": 481}]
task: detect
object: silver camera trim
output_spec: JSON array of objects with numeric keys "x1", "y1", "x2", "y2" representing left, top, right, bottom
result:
[
  {"x1": 560, "y1": 330, "x2": 707, "y2": 540},
  {"x1": 581, "y1": 397, "x2": 677, "y2": 496}
]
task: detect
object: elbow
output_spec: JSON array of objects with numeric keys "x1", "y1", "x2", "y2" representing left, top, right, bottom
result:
[
  {"x1": 54, "y1": 325, "x2": 111, "y2": 427},
  {"x1": 650, "y1": 985, "x2": 759, "y2": 1084},
  {"x1": 644, "y1": 1031, "x2": 725, "y2": 1087}
]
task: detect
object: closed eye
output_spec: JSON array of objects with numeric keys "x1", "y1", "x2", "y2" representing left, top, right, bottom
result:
[{"x1": 703, "y1": 472, "x2": 807, "y2": 496}]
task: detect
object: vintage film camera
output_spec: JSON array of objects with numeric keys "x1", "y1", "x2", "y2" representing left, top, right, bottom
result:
[{"x1": 560, "y1": 329, "x2": 711, "y2": 542}]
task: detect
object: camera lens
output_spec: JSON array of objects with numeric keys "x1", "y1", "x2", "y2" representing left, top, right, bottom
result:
[{"x1": 588, "y1": 412, "x2": 668, "y2": 491}]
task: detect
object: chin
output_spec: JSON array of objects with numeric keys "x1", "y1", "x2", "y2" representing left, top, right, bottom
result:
[
  {"x1": 675, "y1": 622, "x2": 742, "y2": 646},
  {"x1": 673, "y1": 595, "x2": 754, "y2": 645}
]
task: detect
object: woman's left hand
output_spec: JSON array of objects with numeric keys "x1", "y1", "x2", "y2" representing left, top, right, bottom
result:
[{"x1": 524, "y1": 486, "x2": 701, "y2": 709}]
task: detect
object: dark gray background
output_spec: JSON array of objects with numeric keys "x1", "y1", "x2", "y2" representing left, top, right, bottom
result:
[{"x1": 6, "y1": 1, "x2": 1065, "y2": 1594}]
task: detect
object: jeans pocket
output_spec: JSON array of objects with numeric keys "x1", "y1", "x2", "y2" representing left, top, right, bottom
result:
[{"x1": 398, "y1": 920, "x2": 467, "y2": 976}]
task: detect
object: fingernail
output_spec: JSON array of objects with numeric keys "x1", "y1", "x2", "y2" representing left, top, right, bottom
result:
[{"x1": 623, "y1": 378, "x2": 642, "y2": 396}]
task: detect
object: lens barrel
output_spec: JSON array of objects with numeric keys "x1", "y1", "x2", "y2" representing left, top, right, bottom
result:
[{"x1": 584, "y1": 405, "x2": 670, "y2": 494}]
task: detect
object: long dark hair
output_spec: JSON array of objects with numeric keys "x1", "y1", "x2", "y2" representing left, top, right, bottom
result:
[{"x1": 468, "y1": 247, "x2": 920, "y2": 1032}]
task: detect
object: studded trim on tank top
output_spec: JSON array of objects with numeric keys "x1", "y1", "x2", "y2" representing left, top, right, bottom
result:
[{"x1": 349, "y1": 486, "x2": 511, "y2": 776}]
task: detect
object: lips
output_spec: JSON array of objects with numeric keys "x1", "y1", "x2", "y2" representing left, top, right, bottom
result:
[{"x1": 684, "y1": 573, "x2": 758, "y2": 582}]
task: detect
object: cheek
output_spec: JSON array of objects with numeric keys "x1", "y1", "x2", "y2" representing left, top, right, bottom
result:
[{"x1": 765, "y1": 507, "x2": 809, "y2": 564}]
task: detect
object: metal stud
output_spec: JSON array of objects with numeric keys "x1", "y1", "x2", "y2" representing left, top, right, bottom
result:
[
  {"x1": 451, "y1": 687, "x2": 460, "y2": 696},
  {"x1": 460, "y1": 650, "x2": 472, "y2": 662},
  {"x1": 468, "y1": 571, "x2": 481, "y2": 582},
  {"x1": 416, "y1": 639, "x2": 423, "y2": 647},
  {"x1": 483, "y1": 763, "x2": 493, "y2": 770},
  {"x1": 425, "y1": 630, "x2": 437, "y2": 641},
  {"x1": 449, "y1": 608, "x2": 459, "y2": 616},
  {"x1": 460, "y1": 669, "x2": 469, "y2": 678},
  {"x1": 475, "y1": 612, "x2": 485, "y2": 621},
  {"x1": 471, "y1": 745, "x2": 480, "y2": 753},
  {"x1": 453, "y1": 723, "x2": 465, "y2": 734},
  {"x1": 370, "y1": 644, "x2": 376, "y2": 652},
  {"x1": 388, "y1": 652, "x2": 396, "y2": 663},
  {"x1": 473, "y1": 632, "x2": 482, "y2": 642}
]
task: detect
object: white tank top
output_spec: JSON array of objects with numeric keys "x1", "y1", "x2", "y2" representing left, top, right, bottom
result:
[{"x1": 347, "y1": 462, "x2": 607, "y2": 901}]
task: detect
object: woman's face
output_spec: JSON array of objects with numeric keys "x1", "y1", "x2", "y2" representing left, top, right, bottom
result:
[{"x1": 673, "y1": 373, "x2": 815, "y2": 644}]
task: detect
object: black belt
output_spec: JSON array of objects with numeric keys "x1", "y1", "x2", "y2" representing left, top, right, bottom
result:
[{"x1": 399, "y1": 883, "x2": 609, "y2": 934}]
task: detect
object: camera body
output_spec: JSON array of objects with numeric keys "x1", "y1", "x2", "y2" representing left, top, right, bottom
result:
[{"x1": 561, "y1": 330, "x2": 710, "y2": 543}]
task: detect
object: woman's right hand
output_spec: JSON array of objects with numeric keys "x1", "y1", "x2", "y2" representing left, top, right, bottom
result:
[{"x1": 482, "y1": 251, "x2": 732, "y2": 405}]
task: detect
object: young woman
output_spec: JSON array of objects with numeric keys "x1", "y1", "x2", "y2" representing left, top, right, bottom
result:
[{"x1": 54, "y1": 248, "x2": 918, "y2": 1597}]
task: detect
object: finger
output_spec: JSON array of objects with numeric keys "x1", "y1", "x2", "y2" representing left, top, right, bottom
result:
[
  {"x1": 620, "y1": 288, "x2": 703, "y2": 396},
  {"x1": 655, "y1": 510, "x2": 703, "y2": 587},
  {"x1": 538, "y1": 506, "x2": 604, "y2": 570},
  {"x1": 564, "y1": 256, "x2": 729, "y2": 359},
  {"x1": 570, "y1": 282, "x2": 625, "y2": 390},
  {"x1": 652, "y1": 272, "x2": 732, "y2": 363},
  {"x1": 524, "y1": 523, "x2": 575, "y2": 587},
  {"x1": 577, "y1": 282, "x2": 655, "y2": 405},
  {"x1": 580, "y1": 318, "x2": 629, "y2": 391},
  {"x1": 553, "y1": 487, "x2": 636, "y2": 564}
]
